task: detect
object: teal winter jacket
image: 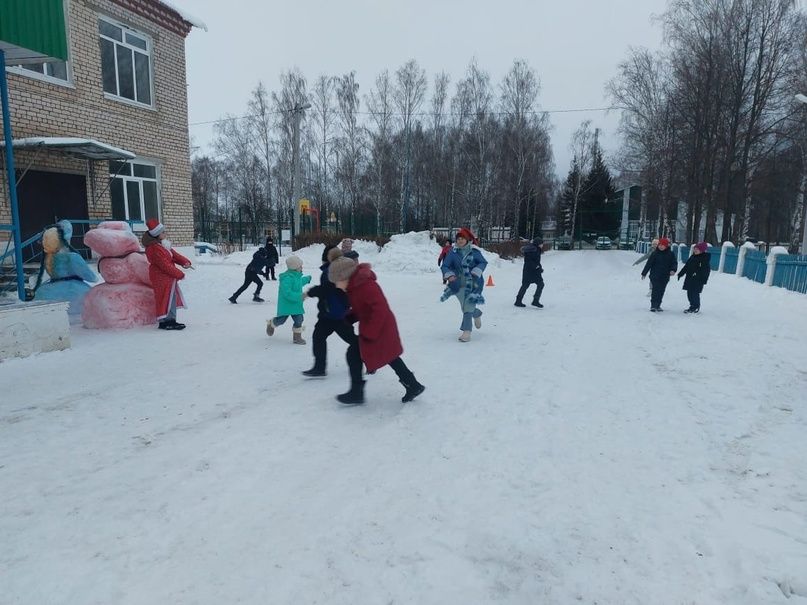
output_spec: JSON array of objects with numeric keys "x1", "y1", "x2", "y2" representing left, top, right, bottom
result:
[{"x1": 276, "y1": 269, "x2": 312, "y2": 316}]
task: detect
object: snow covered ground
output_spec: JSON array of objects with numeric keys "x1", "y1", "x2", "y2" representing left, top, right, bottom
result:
[{"x1": 2, "y1": 232, "x2": 806, "y2": 604}]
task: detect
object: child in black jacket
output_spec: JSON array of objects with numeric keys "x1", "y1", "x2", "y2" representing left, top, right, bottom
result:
[
  {"x1": 301, "y1": 245, "x2": 361, "y2": 381},
  {"x1": 677, "y1": 242, "x2": 711, "y2": 313},
  {"x1": 229, "y1": 245, "x2": 271, "y2": 303},
  {"x1": 641, "y1": 237, "x2": 678, "y2": 312}
]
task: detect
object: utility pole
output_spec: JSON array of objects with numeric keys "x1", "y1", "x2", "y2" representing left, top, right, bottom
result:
[{"x1": 291, "y1": 102, "x2": 311, "y2": 249}]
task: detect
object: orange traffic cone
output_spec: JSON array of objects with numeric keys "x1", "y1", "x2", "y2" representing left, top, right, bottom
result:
[{"x1": 486, "y1": 275, "x2": 495, "y2": 287}]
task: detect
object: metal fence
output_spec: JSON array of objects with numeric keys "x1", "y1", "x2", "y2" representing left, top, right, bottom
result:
[
  {"x1": 723, "y1": 247, "x2": 739, "y2": 273},
  {"x1": 772, "y1": 254, "x2": 807, "y2": 294},
  {"x1": 742, "y1": 249, "x2": 767, "y2": 284}
]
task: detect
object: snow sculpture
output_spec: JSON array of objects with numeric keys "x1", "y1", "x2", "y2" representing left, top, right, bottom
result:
[
  {"x1": 81, "y1": 221, "x2": 156, "y2": 329},
  {"x1": 34, "y1": 219, "x2": 97, "y2": 322}
]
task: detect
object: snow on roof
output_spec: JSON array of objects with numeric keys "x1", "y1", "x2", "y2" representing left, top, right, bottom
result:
[
  {"x1": 0, "y1": 137, "x2": 136, "y2": 160},
  {"x1": 157, "y1": 1, "x2": 208, "y2": 31}
]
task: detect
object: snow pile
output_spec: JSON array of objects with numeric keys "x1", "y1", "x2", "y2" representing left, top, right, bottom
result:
[{"x1": 374, "y1": 231, "x2": 442, "y2": 274}]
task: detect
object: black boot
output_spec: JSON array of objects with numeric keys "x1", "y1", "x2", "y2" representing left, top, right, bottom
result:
[
  {"x1": 401, "y1": 379, "x2": 425, "y2": 403},
  {"x1": 228, "y1": 296, "x2": 237, "y2": 304},
  {"x1": 253, "y1": 294, "x2": 265, "y2": 302},
  {"x1": 159, "y1": 319, "x2": 185, "y2": 330},
  {"x1": 514, "y1": 300, "x2": 526, "y2": 307},
  {"x1": 302, "y1": 366, "x2": 327, "y2": 377},
  {"x1": 531, "y1": 300, "x2": 544, "y2": 308},
  {"x1": 337, "y1": 380, "x2": 365, "y2": 405}
]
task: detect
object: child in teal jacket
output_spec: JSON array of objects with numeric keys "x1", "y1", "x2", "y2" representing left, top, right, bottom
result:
[{"x1": 266, "y1": 255, "x2": 312, "y2": 344}]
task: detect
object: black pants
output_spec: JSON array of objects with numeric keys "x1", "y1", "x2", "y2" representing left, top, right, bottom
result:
[
  {"x1": 233, "y1": 270, "x2": 263, "y2": 299},
  {"x1": 267, "y1": 265, "x2": 276, "y2": 280},
  {"x1": 388, "y1": 357, "x2": 416, "y2": 386},
  {"x1": 313, "y1": 318, "x2": 361, "y2": 382},
  {"x1": 650, "y1": 279, "x2": 668, "y2": 309},
  {"x1": 686, "y1": 289, "x2": 701, "y2": 310},
  {"x1": 516, "y1": 276, "x2": 544, "y2": 303}
]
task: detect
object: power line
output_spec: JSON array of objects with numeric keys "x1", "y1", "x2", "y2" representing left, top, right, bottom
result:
[{"x1": 188, "y1": 105, "x2": 620, "y2": 128}]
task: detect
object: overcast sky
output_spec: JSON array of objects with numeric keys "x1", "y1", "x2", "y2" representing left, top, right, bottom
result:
[{"x1": 173, "y1": 0, "x2": 670, "y2": 180}]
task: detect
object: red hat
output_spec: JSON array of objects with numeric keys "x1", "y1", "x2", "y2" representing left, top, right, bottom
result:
[
  {"x1": 146, "y1": 218, "x2": 164, "y2": 237},
  {"x1": 658, "y1": 237, "x2": 670, "y2": 247},
  {"x1": 456, "y1": 227, "x2": 476, "y2": 244}
]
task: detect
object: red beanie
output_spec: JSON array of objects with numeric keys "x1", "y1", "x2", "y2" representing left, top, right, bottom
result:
[
  {"x1": 456, "y1": 227, "x2": 476, "y2": 244},
  {"x1": 146, "y1": 218, "x2": 164, "y2": 237},
  {"x1": 658, "y1": 237, "x2": 670, "y2": 247}
]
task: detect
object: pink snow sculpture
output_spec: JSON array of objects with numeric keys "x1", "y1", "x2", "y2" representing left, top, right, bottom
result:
[{"x1": 82, "y1": 223, "x2": 156, "y2": 329}]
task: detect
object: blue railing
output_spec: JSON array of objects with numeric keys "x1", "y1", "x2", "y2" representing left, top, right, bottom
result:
[
  {"x1": 680, "y1": 245, "x2": 691, "y2": 263},
  {"x1": 709, "y1": 249, "x2": 721, "y2": 270},
  {"x1": 742, "y1": 249, "x2": 767, "y2": 284},
  {"x1": 772, "y1": 255, "x2": 807, "y2": 294},
  {"x1": 723, "y1": 248, "x2": 739, "y2": 273}
]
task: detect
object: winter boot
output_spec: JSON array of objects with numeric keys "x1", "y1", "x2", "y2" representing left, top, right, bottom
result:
[
  {"x1": 401, "y1": 379, "x2": 426, "y2": 403},
  {"x1": 302, "y1": 366, "x2": 327, "y2": 377},
  {"x1": 683, "y1": 307, "x2": 694, "y2": 314},
  {"x1": 531, "y1": 299, "x2": 544, "y2": 308},
  {"x1": 253, "y1": 294, "x2": 265, "y2": 303},
  {"x1": 337, "y1": 380, "x2": 365, "y2": 405},
  {"x1": 228, "y1": 296, "x2": 238, "y2": 304},
  {"x1": 159, "y1": 319, "x2": 185, "y2": 330},
  {"x1": 474, "y1": 314, "x2": 482, "y2": 329},
  {"x1": 458, "y1": 330, "x2": 471, "y2": 342},
  {"x1": 514, "y1": 300, "x2": 526, "y2": 307},
  {"x1": 292, "y1": 327, "x2": 306, "y2": 345},
  {"x1": 266, "y1": 319, "x2": 276, "y2": 336}
]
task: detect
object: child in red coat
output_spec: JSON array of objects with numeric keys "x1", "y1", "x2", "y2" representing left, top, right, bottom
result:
[
  {"x1": 142, "y1": 218, "x2": 191, "y2": 330},
  {"x1": 327, "y1": 257, "x2": 425, "y2": 405}
]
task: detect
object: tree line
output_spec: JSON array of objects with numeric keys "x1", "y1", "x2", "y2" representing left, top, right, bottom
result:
[
  {"x1": 608, "y1": 0, "x2": 807, "y2": 249},
  {"x1": 193, "y1": 0, "x2": 807, "y2": 250},
  {"x1": 192, "y1": 59, "x2": 555, "y2": 244}
]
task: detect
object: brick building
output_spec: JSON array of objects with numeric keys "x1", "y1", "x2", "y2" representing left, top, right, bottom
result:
[{"x1": 0, "y1": 0, "x2": 204, "y2": 248}]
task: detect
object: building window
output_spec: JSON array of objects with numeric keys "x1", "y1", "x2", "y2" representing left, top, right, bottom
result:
[
  {"x1": 98, "y1": 17, "x2": 152, "y2": 106},
  {"x1": 109, "y1": 161, "x2": 160, "y2": 222},
  {"x1": 8, "y1": 60, "x2": 70, "y2": 83}
]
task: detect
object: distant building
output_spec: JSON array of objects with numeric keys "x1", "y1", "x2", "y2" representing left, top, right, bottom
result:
[{"x1": 1, "y1": 0, "x2": 205, "y2": 251}]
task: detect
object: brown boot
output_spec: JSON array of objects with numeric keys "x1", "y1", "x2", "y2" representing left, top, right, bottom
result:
[{"x1": 292, "y1": 327, "x2": 306, "y2": 345}]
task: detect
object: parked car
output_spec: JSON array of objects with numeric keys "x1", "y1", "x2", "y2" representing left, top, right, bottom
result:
[
  {"x1": 595, "y1": 236, "x2": 612, "y2": 250},
  {"x1": 555, "y1": 236, "x2": 573, "y2": 250}
]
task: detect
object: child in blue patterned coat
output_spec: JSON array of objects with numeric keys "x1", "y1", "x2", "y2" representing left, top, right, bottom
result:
[{"x1": 440, "y1": 227, "x2": 488, "y2": 342}]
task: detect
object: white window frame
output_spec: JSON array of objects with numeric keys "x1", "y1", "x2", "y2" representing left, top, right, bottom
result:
[
  {"x1": 98, "y1": 15, "x2": 155, "y2": 109},
  {"x1": 109, "y1": 160, "x2": 162, "y2": 228},
  {"x1": 6, "y1": 61, "x2": 73, "y2": 87}
]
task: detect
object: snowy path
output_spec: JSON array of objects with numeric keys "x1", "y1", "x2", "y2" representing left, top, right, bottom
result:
[{"x1": 2, "y1": 243, "x2": 806, "y2": 604}]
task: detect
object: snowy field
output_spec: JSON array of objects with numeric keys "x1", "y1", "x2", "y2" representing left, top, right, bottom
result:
[{"x1": 2, "y1": 232, "x2": 806, "y2": 605}]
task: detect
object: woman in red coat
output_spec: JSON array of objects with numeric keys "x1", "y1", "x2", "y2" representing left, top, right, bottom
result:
[
  {"x1": 327, "y1": 257, "x2": 425, "y2": 405},
  {"x1": 142, "y1": 218, "x2": 191, "y2": 330}
]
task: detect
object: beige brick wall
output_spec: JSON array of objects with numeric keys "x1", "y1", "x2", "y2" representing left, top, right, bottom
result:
[{"x1": 0, "y1": 0, "x2": 194, "y2": 245}]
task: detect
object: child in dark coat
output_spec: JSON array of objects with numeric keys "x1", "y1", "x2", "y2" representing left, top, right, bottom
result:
[
  {"x1": 677, "y1": 242, "x2": 711, "y2": 313},
  {"x1": 515, "y1": 237, "x2": 544, "y2": 308},
  {"x1": 327, "y1": 257, "x2": 425, "y2": 405},
  {"x1": 641, "y1": 237, "x2": 677, "y2": 312},
  {"x1": 265, "y1": 237, "x2": 280, "y2": 280},
  {"x1": 229, "y1": 245, "x2": 271, "y2": 303},
  {"x1": 301, "y1": 246, "x2": 360, "y2": 381}
]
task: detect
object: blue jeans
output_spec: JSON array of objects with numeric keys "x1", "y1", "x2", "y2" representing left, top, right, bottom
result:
[
  {"x1": 460, "y1": 308, "x2": 482, "y2": 331},
  {"x1": 272, "y1": 314, "x2": 303, "y2": 328}
]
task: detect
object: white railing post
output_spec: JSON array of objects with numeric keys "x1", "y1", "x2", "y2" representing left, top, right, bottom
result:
[
  {"x1": 719, "y1": 241, "x2": 734, "y2": 273},
  {"x1": 764, "y1": 246, "x2": 789, "y2": 287},
  {"x1": 736, "y1": 241, "x2": 756, "y2": 277}
]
